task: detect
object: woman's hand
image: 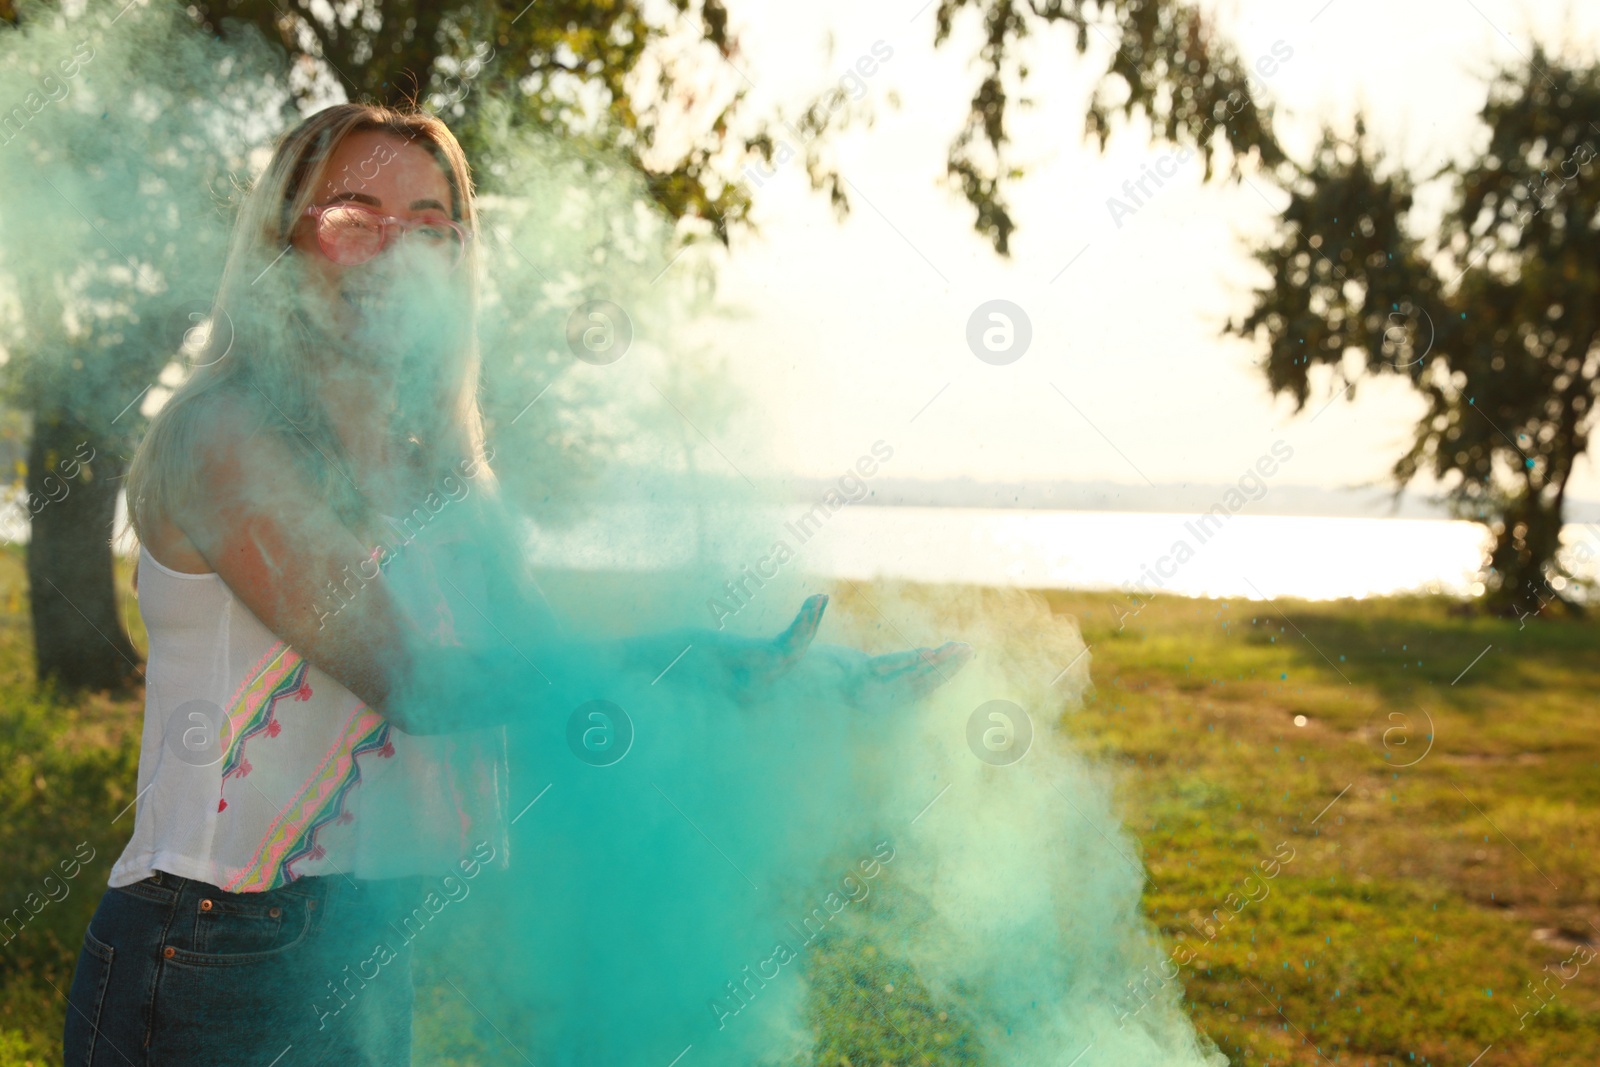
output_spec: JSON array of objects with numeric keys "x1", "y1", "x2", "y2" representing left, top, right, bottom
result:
[
  {"x1": 698, "y1": 593, "x2": 973, "y2": 711},
  {"x1": 803, "y1": 640, "x2": 974, "y2": 712},
  {"x1": 701, "y1": 593, "x2": 830, "y2": 704}
]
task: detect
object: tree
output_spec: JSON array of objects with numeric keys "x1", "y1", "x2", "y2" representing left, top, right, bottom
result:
[
  {"x1": 930, "y1": 0, "x2": 1284, "y2": 253},
  {"x1": 1, "y1": 0, "x2": 1279, "y2": 690},
  {"x1": 181, "y1": 0, "x2": 1282, "y2": 253},
  {"x1": 0, "y1": 3, "x2": 278, "y2": 691},
  {"x1": 1229, "y1": 50, "x2": 1600, "y2": 616}
]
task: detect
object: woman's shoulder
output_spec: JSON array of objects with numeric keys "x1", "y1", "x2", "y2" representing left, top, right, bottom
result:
[
  {"x1": 136, "y1": 387, "x2": 274, "y2": 568},
  {"x1": 177, "y1": 382, "x2": 325, "y2": 480},
  {"x1": 157, "y1": 384, "x2": 326, "y2": 524},
  {"x1": 176, "y1": 381, "x2": 273, "y2": 442}
]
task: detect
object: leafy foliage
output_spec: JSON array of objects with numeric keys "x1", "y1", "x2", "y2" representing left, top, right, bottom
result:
[
  {"x1": 1230, "y1": 51, "x2": 1600, "y2": 614},
  {"x1": 934, "y1": 0, "x2": 1284, "y2": 253},
  {"x1": 179, "y1": 0, "x2": 1284, "y2": 255},
  {"x1": 185, "y1": 0, "x2": 774, "y2": 245}
]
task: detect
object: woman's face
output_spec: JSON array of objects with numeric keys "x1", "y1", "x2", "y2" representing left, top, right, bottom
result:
[{"x1": 290, "y1": 129, "x2": 461, "y2": 351}]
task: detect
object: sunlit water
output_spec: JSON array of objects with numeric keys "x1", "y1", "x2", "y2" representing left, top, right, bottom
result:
[
  {"x1": 82, "y1": 491, "x2": 1600, "y2": 600},
  {"x1": 519, "y1": 504, "x2": 1600, "y2": 601}
]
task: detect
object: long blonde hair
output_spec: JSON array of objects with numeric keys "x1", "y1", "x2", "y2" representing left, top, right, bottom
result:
[{"x1": 125, "y1": 103, "x2": 491, "y2": 546}]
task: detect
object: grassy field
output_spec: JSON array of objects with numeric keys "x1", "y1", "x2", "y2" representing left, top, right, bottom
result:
[
  {"x1": 1038, "y1": 586, "x2": 1600, "y2": 1066},
  {"x1": 1, "y1": 545, "x2": 1597, "y2": 1064},
  {"x1": 0, "y1": 547, "x2": 141, "y2": 1064}
]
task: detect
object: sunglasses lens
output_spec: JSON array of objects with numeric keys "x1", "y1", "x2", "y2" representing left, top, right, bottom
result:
[
  {"x1": 317, "y1": 206, "x2": 384, "y2": 265},
  {"x1": 402, "y1": 222, "x2": 466, "y2": 266},
  {"x1": 313, "y1": 206, "x2": 466, "y2": 268}
]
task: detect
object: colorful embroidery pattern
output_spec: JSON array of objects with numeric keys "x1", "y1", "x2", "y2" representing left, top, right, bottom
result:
[
  {"x1": 208, "y1": 540, "x2": 487, "y2": 892},
  {"x1": 217, "y1": 643, "x2": 394, "y2": 892},
  {"x1": 218, "y1": 642, "x2": 308, "y2": 784},
  {"x1": 220, "y1": 707, "x2": 393, "y2": 891}
]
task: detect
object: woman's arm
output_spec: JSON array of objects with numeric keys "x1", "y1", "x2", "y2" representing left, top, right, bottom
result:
[
  {"x1": 175, "y1": 392, "x2": 547, "y2": 735},
  {"x1": 177, "y1": 393, "x2": 969, "y2": 733},
  {"x1": 574, "y1": 601, "x2": 972, "y2": 712},
  {"x1": 459, "y1": 491, "x2": 974, "y2": 712},
  {"x1": 456, "y1": 497, "x2": 819, "y2": 701}
]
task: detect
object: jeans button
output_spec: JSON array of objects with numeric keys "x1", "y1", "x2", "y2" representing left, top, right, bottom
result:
[
  {"x1": 163, "y1": 946, "x2": 176, "y2": 959},
  {"x1": 269, "y1": 906, "x2": 282, "y2": 918},
  {"x1": 199, "y1": 899, "x2": 213, "y2": 911}
]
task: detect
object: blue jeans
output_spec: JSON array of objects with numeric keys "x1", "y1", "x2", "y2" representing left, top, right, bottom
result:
[{"x1": 63, "y1": 869, "x2": 424, "y2": 1066}]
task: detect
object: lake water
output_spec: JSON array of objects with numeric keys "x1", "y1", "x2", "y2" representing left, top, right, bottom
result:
[
  {"x1": 86, "y1": 491, "x2": 1598, "y2": 601},
  {"x1": 521, "y1": 504, "x2": 1600, "y2": 602}
]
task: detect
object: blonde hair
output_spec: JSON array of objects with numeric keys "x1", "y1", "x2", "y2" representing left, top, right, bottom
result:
[{"x1": 124, "y1": 103, "x2": 491, "y2": 546}]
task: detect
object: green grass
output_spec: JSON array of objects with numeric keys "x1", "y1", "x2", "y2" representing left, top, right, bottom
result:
[
  {"x1": 0, "y1": 547, "x2": 142, "y2": 1065},
  {"x1": 1034, "y1": 588, "x2": 1600, "y2": 1066},
  {"x1": 2, "y1": 551, "x2": 1597, "y2": 1065}
]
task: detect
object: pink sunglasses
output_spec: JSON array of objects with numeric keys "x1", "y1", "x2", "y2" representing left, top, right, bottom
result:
[{"x1": 303, "y1": 202, "x2": 471, "y2": 269}]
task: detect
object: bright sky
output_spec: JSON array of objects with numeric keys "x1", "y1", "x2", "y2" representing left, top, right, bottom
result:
[{"x1": 670, "y1": 0, "x2": 1600, "y2": 499}]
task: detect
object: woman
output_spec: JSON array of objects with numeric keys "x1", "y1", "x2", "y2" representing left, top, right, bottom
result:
[{"x1": 63, "y1": 103, "x2": 971, "y2": 1066}]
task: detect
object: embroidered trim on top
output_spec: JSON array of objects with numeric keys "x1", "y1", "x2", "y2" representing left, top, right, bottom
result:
[
  {"x1": 218, "y1": 642, "x2": 307, "y2": 787},
  {"x1": 217, "y1": 644, "x2": 393, "y2": 892}
]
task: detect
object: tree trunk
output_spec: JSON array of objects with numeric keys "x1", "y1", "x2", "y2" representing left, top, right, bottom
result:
[
  {"x1": 1483, "y1": 490, "x2": 1572, "y2": 619},
  {"x1": 25, "y1": 417, "x2": 141, "y2": 693}
]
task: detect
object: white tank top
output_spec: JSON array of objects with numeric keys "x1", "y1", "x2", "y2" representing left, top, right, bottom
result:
[{"x1": 109, "y1": 524, "x2": 510, "y2": 893}]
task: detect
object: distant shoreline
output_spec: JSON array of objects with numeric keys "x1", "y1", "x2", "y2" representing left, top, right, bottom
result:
[
  {"x1": 536, "y1": 471, "x2": 1600, "y2": 523},
  {"x1": 806, "y1": 478, "x2": 1600, "y2": 523}
]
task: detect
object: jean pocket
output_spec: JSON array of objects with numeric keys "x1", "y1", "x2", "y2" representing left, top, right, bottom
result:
[
  {"x1": 176, "y1": 889, "x2": 314, "y2": 966},
  {"x1": 62, "y1": 927, "x2": 115, "y2": 1066}
]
